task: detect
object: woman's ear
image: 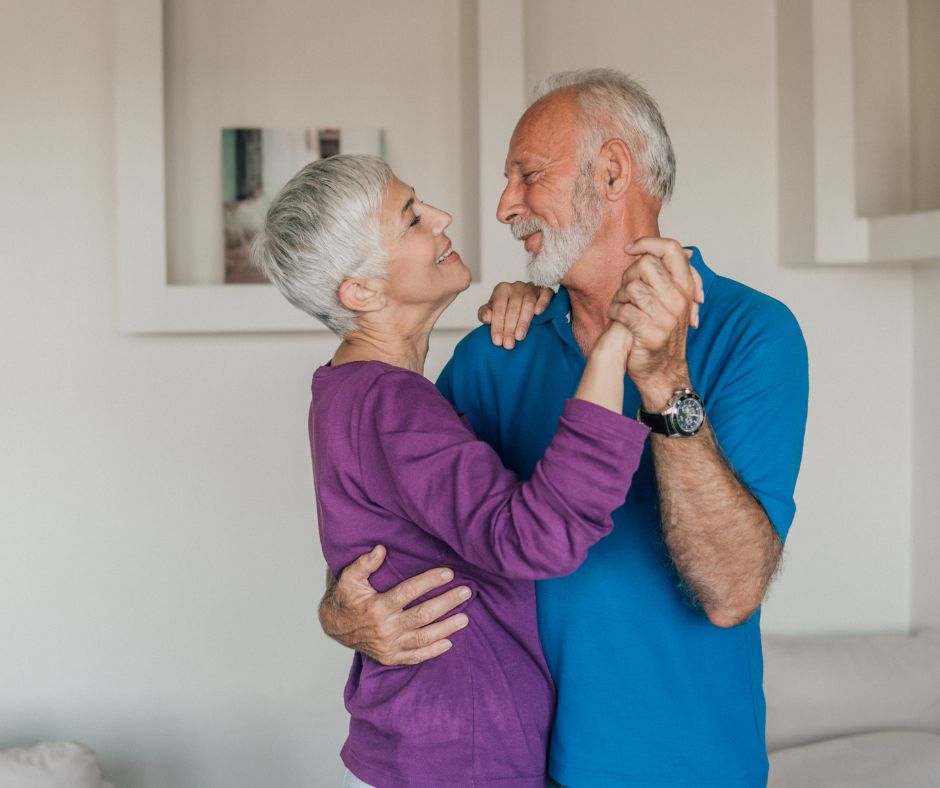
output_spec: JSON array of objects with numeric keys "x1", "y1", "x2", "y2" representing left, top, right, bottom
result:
[
  {"x1": 338, "y1": 278, "x2": 386, "y2": 313},
  {"x1": 598, "y1": 138, "x2": 633, "y2": 200}
]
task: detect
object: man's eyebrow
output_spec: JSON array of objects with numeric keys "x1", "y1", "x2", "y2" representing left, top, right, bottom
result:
[{"x1": 505, "y1": 157, "x2": 542, "y2": 177}]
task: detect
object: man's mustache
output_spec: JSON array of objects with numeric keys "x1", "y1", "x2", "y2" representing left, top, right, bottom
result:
[{"x1": 511, "y1": 217, "x2": 546, "y2": 241}]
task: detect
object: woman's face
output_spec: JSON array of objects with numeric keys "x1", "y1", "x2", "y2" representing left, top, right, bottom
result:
[{"x1": 378, "y1": 177, "x2": 472, "y2": 310}]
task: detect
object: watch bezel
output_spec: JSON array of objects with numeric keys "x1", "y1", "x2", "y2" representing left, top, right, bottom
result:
[{"x1": 663, "y1": 389, "x2": 705, "y2": 437}]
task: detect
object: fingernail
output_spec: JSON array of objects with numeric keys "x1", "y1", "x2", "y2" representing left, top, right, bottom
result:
[
  {"x1": 515, "y1": 329, "x2": 525, "y2": 340},
  {"x1": 458, "y1": 586, "x2": 472, "y2": 600},
  {"x1": 456, "y1": 615, "x2": 469, "y2": 629},
  {"x1": 505, "y1": 339, "x2": 515, "y2": 349},
  {"x1": 493, "y1": 334, "x2": 502, "y2": 345},
  {"x1": 441, "y1": 569, "x2": 454, "y2": 581},
  {"x1": 441, "y1": 640, "x2": 453, "y2": 651}
]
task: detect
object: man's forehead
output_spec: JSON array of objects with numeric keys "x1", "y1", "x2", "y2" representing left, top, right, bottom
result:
[{"x1": 504, "y1": 95, "x2": 580, "y2": 170}]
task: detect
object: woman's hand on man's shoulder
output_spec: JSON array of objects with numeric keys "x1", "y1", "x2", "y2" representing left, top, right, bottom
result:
[{"x1": 477, "y1": 282, "x2": 554, "y2": 350}]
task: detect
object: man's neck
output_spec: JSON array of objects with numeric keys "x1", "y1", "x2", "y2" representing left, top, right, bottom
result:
[{"x1": 563, "y1": 211, "x2": 660, "y2": 356}]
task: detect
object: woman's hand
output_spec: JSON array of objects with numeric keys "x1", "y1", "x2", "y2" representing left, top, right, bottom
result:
[
  {"x1": 591, "y1": 319, "x2": 635, "y2": 368},
  {"x1": 478, "y1": 282, "x2": 554, "y2": 349}
]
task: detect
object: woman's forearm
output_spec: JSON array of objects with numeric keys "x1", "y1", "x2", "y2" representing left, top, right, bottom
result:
[{"x1": 574, "y1": 322, "x2": 630, "y2": 414}]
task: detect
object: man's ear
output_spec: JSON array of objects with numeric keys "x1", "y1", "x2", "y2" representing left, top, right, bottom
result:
[
  {"x1": 598, "y1": 138, "x2": 633, "y2": 200},
  {"x1": 337, "y1": 277, "x2": 386, "y2": 313}
]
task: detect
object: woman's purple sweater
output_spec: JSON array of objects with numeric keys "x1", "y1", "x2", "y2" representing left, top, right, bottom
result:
[{"x1": 310, "y1": 361, "x2": 648, "y2": 787}]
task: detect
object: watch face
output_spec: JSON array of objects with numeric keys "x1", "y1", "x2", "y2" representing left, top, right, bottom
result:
[{"x1": 673, "y1": 395, "x2": 704, "y2": 435}]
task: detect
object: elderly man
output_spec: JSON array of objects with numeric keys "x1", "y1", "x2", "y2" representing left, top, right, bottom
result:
[{"x1": 320, "y1": 68, "x2": 808, "y2": 787}]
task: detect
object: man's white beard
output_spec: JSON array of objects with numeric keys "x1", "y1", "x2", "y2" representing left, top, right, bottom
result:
[{"x1": 512, "y1": 170, "x2": 603, "y2": 287}]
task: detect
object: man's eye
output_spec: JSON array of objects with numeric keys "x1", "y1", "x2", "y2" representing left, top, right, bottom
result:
[{"x1": 522, "y1": 172, "x2": 536, "y2": 184}]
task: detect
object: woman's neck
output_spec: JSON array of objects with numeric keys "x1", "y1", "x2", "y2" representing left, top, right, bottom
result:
[{"x1": 331, "y1": 325, "x2": 431, "y2": 375}]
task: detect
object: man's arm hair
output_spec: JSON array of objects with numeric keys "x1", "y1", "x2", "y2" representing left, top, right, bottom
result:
[{"x1": 651, "y1": 424, "x2": 781, "y2": 627}]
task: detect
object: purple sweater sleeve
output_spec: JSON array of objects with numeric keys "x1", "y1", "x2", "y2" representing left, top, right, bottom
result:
[{"x1": 361, "y1": 369, "x2": 649, "y2": 580}]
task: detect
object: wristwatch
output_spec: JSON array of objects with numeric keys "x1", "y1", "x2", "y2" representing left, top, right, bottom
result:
[{"x1": 637, "y1": 388, "x2": 705, "y2": 437}]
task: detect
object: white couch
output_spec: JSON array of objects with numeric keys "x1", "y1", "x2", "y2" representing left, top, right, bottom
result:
[
  {"x1": 0, "y1": 741, "x2": 113, "y2": 788},
  {"x1": 764, "y1": 629, "x2": 940, "y2": 787}
]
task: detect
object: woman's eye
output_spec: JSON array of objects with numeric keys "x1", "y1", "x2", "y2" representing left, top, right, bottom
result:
[{"x1": 409, "y1": 214, "x2": 421, "y2": 228}]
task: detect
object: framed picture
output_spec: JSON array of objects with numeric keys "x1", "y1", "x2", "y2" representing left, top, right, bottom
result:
[
  {"x1": 221, "y1": 127, "x2": 385, "y2": 285},
  {"x1": 115, "y1": 0, "x2": 527, "y2": 333}
]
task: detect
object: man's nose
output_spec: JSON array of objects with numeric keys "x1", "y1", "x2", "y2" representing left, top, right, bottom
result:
[{"x1": 496, "y1": 181, "x2": 521, "y2": 224}]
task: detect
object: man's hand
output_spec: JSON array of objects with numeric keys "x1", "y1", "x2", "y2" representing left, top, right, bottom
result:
[
  {"x1": 608, "y1": 238, "x2": 704, "y2": 409},
  {"x1": 319, "y1": 545, "x2": 472, "y2": 666},
  {"x1": 478, "y1": 281, "x2": 554, "y2": 349}
]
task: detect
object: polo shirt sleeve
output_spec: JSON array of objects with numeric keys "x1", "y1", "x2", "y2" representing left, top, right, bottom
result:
[
  {"x1": 435, "y1": 356, "x2": 456, "y2": 405},
  {"x1": 705, "y1": 300, "x2": 808, "y2": 541},
  {"x1": 363, "y1": 368, "x2": 649, "y2": 579}
]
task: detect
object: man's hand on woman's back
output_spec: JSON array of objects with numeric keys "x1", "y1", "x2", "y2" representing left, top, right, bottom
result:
[{"x1": 320, "y1": 545, "x2": 472, "y2": 666}]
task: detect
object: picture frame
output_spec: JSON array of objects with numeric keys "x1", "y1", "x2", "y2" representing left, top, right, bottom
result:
[{"x1": 114, "y1": 0, "x2": 528, "y2": 333}]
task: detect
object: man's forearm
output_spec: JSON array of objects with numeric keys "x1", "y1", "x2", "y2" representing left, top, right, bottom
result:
[{"x1": 651, "y1": 423, "x2": 781, "y2": 628}]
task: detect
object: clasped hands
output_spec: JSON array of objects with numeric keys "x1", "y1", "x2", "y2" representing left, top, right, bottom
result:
[{"x1": 481, "y1": 237, "x2": 704, "y2": 408}]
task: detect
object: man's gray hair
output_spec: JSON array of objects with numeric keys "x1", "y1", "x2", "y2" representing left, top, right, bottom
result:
[
  {"x1": 531, "y1": 68, "x2": 676, "y2": 203},
  {"x1": 251, "y1": 154, "x2": 393, "y2": 336}
]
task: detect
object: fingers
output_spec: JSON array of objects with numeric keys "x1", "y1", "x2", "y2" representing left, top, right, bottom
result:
[
  {"x1": 379, "y1": 565, "x2": 457, "y2": 614},
  {"x1": 485, "y1": 281, "x2": 546, "y2": 348},
  {"x1": 399, "y1": 612, "x2": 469, "y2": 659},
  {"x1": 626, "y1": 237, "x2": 694, "y2": 296},
  {"x1": 535, "y1": 286, "x2": 553, "y2": 315},
  {"x1": 617, "y1": 259, "x2": 687, "y2": 329},
  {"x1": 487, "y1": 282, "x2": 511, "y2": 345},
  {"x1": 400, "y1": 583, "x2": 472, "y2": 629},
  {"x1": 621, "y1": 239, "x2": 705, "y2": 331},
  {"x1": 396, "y1": 635, "x2": 456, "y2": 666},
  {"x1": 691, "y1": 264, "x2": 704, "y2": 304},
  {"x1": 607, "y1": 300, "x2": 648, "y2": 331},
  {"x1": 339, "y1": 544, "x2": 387, "y2": 586},
  {"x1": 367, "y1": 581, "x2": 473, "y2": 666},
  {"x1": 500, "y1": 286, "x2": 528, "y2": 348}
]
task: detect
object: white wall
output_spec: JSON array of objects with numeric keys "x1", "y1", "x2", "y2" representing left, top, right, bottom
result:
[
  {"x1": 912, "y1": 265, "x2": 940, "y2": 629},
  {"x1": 0, "y1": 1, "x2": 926, "y2": 786}
]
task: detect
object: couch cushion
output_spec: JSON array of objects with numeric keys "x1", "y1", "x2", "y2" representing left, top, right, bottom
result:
[
  {"x1": 0, "y1": 741, "x2": 108, "y2": 788},
  {"x1": 763, "y1": 629, "x2": 940, "y2": 751},
  {"x1": 768, "y1": 730, "x2": 940, "y2": 788}
]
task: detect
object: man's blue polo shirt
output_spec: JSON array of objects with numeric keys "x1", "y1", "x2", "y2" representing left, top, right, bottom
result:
[{"x1": 436, "y1": 249, "x2": 808, "y2": 787}]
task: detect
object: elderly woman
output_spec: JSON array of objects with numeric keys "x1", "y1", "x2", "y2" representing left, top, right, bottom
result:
[{"x1": 252, "y1": 154, "x2": 649, "y2": 788}]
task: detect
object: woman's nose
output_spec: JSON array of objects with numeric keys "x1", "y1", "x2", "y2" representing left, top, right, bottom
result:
[{"x1": 433, "y1": 207, "x2": 453, "y2": 234}]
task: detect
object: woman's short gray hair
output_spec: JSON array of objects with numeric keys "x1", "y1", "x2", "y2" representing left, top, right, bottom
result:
[
  {"x1": 531, "y1": 68, "x2": 676, "y2": 203},
  {"x1": 251, "y1": 154, "x2": 393, "y2": 336}
]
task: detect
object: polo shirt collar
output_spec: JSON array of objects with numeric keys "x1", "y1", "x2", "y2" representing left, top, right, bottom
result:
[{"x1": 531, "y1": 246, "x2": 716, "y2": 326}]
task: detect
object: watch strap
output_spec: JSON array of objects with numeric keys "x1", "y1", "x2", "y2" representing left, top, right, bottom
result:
[{"x1": 636, "y1": 407, "x2": 669, "y2": 435}]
